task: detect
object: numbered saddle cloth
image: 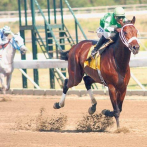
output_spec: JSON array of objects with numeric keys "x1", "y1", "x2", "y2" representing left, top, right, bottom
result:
[{"x1": 84, "y1": 45, "x2": 101, "y2": 70}]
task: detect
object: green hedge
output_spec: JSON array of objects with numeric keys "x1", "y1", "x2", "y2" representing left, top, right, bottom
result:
[{"x1": 0, "y1": 0, "x2": 146, "y2": 11}]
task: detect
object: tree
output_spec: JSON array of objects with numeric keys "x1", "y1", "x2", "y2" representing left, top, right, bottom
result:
[{"x1": 120, "y1": 0, "x2": 126, "y2": 4}]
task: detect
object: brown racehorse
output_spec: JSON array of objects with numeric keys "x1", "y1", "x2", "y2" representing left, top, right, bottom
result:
[{"x1": 54, "y1": 16, "x2": 140, "y2": 128}]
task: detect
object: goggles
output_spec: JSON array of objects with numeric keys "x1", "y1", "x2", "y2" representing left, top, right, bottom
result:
[
  {"x1": 4, "y1": 33, "x2": 10, "y2": 36},
  {"x1": 116, "y1": 16, "x2": 125, "y2": 19}
]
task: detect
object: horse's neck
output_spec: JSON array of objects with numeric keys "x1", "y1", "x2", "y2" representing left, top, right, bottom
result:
[
  {"x1": 2, "y1": 42, "x2": 16, "y2": 64},
  {"x1": 114, "y1": 38, "x2": 131, "y2": 72}
]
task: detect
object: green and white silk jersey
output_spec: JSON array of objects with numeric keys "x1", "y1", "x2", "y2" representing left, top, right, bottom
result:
[
  {"x1": 100, "y1": 13, "x2": 126, "y2": 32},
  {"x1": 96, "y1": 12, "x2": 127, "y2": 39}
]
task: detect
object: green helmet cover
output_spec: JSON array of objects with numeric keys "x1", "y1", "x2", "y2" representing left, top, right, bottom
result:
[{"x1": 114, "y1": 7, "x2": 125, "y2": 16}]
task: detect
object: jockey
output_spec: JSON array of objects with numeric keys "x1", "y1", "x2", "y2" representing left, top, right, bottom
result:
[
  {"x1": 0, "y1": 26, "x2": 12, "y2": 46},
  {"x1": 91, "y1": 7, "x2": 127, "y2": 58}
]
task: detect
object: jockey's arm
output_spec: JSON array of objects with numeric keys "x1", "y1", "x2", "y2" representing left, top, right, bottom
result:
[
  {"x1": 103, "y1": 21, "x2": 115, "y2": 32},
  {"x1": 0, "y1": 36, "x2": 9, "y2": 45},
  {"x1": 101, "y1": 18, "x2": 118, "y2": 39}
]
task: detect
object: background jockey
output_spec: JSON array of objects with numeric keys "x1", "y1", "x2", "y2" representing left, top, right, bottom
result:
[
  {"x1": 91, "y1": 7, "x2": 127, "y2": 58},
  {"x1": 0, "y1": 26, "x2": 12, "y2": 47}
]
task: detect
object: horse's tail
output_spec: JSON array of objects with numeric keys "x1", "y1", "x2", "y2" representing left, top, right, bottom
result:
[{"x1": 59, "y1": 50, "x2": 70, "y2": 60}]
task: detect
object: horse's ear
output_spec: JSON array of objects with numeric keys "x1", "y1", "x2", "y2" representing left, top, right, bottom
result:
[
  {"x1": 131, "y1": 16, "x2": 136, "y2": 24},
  {"x1": 17, "y1": 32, "x2": 20, "y2": 36}
]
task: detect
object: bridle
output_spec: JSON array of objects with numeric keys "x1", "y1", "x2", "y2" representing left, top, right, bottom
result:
[
  {"x1": 119, "y1": 24, "x2": 139, "y2": 52},
  {"x1": 10, "y1": 37, "x2": 24, "y2": 52}
]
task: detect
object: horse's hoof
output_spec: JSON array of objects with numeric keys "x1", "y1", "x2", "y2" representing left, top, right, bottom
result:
[
  {"x1": 102, "y1": 109, "x2": 114, "y2": 117},
  {"x1": 88, "y1": 103, "x2": 97, "y2": 115},
  {"x1": 102, "y1": 109, "x2": 107, "y2": 115},
  {"x1": 53, "y1": 102, "x2": 61, "y2": 109},
  {"x1": 88, "y1": 107, "x2": 96, "y2": 115}
]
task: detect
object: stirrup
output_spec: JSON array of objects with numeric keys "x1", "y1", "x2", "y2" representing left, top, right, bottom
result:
[
  {"x1": 86, "y1": 51, "x2": 99, "y2": 61},
  {"x1": 86, "y1": 54, "x2": 95, "y2": 61},
  {"x1": 91, "y1": 49, "x2": 97, "y2": 57},
  {"x1": 91, "y1": 54, "x2": 96, "y2": 59}
]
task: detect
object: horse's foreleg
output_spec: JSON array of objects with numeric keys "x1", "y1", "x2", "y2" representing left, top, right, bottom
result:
[
  {"x1": 117, "y1": 90, "x2": 126, "y2": 113},
  {"x1": 113, "y1": 89, "x2": 127, "y2": 128},
  {"x1": 0, "y1": 74, "x2": 7, "y2": 98},
  {"x1": 83, "y1": 76, "x2": 97, "y2": 115},
  {"x1": 6, "y1": 74, "x2": 12, "y2": 91},
  {"x1": 53, "y1": 79, "x2": 69, "y2": 109},
  {"x1": 102, "y1": 84, "x2": 120, "y2": 128}
]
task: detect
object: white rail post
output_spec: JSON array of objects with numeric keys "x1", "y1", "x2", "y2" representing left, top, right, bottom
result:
[
  {"x1": 131, "y1": 72, "x2": 146, "y2": 90},
  {"x1": 19, "y1": 69, "x2": 40, "y2": 89}
]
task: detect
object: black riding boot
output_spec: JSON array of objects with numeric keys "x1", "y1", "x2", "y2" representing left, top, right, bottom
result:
[
  {"x1": 98, "y1": 33, "x2": 119, "y2": 54},
  {"x1": 91, "y1": 35, "x2": 106, "y2": 58}
]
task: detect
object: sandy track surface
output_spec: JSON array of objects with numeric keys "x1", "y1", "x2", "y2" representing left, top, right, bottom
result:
[{"x1": 0, "y1": 95, "x2": 147, "y2": 147}]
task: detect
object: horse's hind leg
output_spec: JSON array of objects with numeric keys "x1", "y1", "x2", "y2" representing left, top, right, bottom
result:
[
  {"x1": 53, "y1": 79, "x2": 69, "y2": 109},
  {"x1": 83, "y1": 76, "x2": 97, "y2": 115},
  {"x1": 54, "y1": 53, "x2": 84, "y2": 109}
]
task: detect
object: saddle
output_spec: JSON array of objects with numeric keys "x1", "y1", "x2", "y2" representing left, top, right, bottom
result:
[{"x1": 84, "y1": 45, "x2": 107, "y2": 86}]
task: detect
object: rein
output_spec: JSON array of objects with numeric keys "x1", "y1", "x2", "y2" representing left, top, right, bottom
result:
[{"x1": 119, "y1": 24, "x2": 139, "y2": 52}]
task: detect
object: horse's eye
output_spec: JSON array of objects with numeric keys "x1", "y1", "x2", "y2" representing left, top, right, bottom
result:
[
  {"x1": 124, "y1": 32, "x2": 127, "y2": 35},
  {"x1": 15, "y1": 40, "x2": 18, "y2": 43}
]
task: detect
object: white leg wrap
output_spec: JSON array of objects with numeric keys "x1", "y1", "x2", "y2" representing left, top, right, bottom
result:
[
  {"x1": 87, "y1": 89, "x2": 97, "y2": 105},
  {"x1": 59, "y1": 93, "x2": 66, "y2": 107}
]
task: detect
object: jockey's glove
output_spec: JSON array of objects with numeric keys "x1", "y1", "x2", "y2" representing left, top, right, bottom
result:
[{"x1": 114, "y1": 28, "x2": 121, "y2": 33}]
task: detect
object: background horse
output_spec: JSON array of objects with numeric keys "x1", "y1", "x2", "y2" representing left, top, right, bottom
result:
[
  {"x1": 0, "y1": 33, "x2": 27, "y2": 96},
  {"x1": 54, "y1": 16, "x2": 140, "y2": 128}
]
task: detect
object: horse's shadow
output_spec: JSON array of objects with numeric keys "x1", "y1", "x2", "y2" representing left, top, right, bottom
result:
[
  {"x1": 38, "y1": 129, "x2": 109, "y2": 133},
  {"x1": 38, "y1": 128, "x2": 130, "y2": 134}
]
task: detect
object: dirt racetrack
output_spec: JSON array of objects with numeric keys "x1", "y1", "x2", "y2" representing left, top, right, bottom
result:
[{"x1": 0, "y1": 94, "x2": 147, "y2": 147}]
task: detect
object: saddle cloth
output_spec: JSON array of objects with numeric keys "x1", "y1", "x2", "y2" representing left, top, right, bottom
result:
[
  {"x1": 0, "y1": 40, "x2": 10, "y2": 49},
  {"x1": 84, "y1": 45, "x2": 100, "y2": 70}
]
